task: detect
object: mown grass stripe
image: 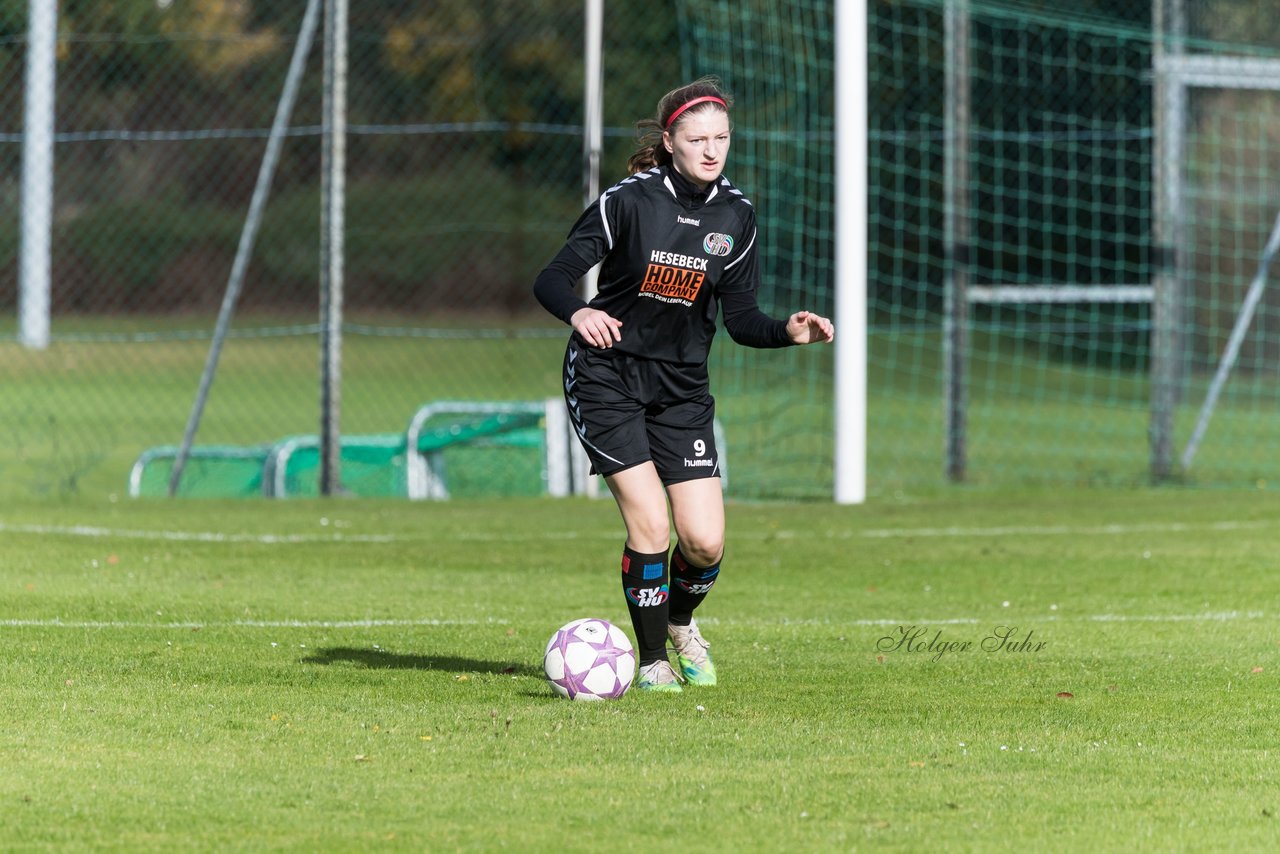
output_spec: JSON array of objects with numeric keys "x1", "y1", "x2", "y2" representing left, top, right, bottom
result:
[
  {"x1": 1, "y1": 612, "x2": 1270, "y2": 630},
  {"x1": 2, "y1": 518, "x2": 1273, "y2": 545}
]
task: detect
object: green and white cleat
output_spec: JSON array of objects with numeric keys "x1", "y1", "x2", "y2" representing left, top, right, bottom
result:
[
  {"x1": 668, "y1": 619, "x2": 717, "y2": 686},
  {"x1": 635, "y1": 659, "x2": 683, "y2": 693}
]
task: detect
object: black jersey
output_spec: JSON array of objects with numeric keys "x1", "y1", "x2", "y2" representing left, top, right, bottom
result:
[{"x1": 534, "y1": 165, "x2": 790, "y2": 366}]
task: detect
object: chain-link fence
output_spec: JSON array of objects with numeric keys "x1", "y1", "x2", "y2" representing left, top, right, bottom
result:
[
  {"x1": 871, "y1": 0, "x2": 1280, "y2": 489},
  {"x1": 4, "y1": 1, "x2": 1280, "y2": 501},
  {"x1": 0, "y1": 2, "x2": 701, "y2": 499}
]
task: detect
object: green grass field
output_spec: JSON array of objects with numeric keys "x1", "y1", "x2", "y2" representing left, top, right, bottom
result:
[
  {"x1": 3, "y1": 487, "x2": 1278, "y2": 850},
  {"x1": 5, "y1": 322, "x2": 1280, "y2": 504}
]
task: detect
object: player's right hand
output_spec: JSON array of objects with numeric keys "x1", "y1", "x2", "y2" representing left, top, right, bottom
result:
[{"x1": 571, "y1": 307, "x2": 623, "y2": 349}]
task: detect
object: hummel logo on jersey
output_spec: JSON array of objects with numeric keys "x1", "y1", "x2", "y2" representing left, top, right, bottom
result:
[
  {"x1": 703, "y1": 233, "x2": 734, "y2": 256},
  {"x1": 564, "y1": 349, "x2": 577, "y2": 391},
  {"x1": 626, "y1": 585, "x2": 669, "y2": 607},
  {"x1": 677, "y1": 215, "x2": 701, "y2": 226}
]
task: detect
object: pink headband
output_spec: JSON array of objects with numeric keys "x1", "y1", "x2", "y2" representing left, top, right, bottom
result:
[{"x1": 664, "y1": 95, "x2": 728, "y2": 130}]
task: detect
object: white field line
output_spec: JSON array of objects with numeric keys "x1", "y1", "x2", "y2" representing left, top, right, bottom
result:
[
  {"x1": 856, "y1": 519, "x2": 1274, "y2": 539},
  {"x1": 0, "y1": 521, "x2": 397, "y2": 544},
  {"x1": 0, "y1": 618, "x2": 503, "y2": 630},
  {"x1": 0, "y1": 612, "x2": 1270, "y2": 631},
  {"x1": 1, "y1": 518, "x2": 1273, "y2": 545},
  {"x1": 759, "y1": 610, "x2": 1272, "y2": 627}
]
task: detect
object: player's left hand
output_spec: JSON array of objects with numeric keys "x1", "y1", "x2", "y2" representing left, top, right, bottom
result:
[{"x1": 785, "y1": 310, "x2": 835, "y2": 345}]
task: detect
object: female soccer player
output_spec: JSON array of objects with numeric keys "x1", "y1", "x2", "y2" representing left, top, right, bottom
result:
[{"x1": 533, "y1": 78, "x2": 834, "y2": 692}]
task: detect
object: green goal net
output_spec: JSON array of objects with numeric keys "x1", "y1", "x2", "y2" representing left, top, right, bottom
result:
[
  {"x1": 682, "y1": 0, "x2": 1280, "y2": 493},
  {"x1": 8, "y1": 1, "x2": 1280, "y2": 501},
  {"x1": 677, "y1": 0, "x2": 838, "y2": 500}
]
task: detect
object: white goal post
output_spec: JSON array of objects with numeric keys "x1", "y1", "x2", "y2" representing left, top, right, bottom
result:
[{"x1": 834, "y1": 0, "x2": 868, "y2": 504}]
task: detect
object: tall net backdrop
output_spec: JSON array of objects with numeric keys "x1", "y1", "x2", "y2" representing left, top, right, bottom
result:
[
  {"x1": 677, "y1": 1, "x2": 837, "y2": 499},
  {"x1": 2, "y1": 1, "x2": 1280, "y2": 500}
]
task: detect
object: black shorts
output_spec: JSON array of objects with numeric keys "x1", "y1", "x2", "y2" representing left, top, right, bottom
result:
[{"x1": 562, "y1": 337, "x2": 720, "y2": 484}]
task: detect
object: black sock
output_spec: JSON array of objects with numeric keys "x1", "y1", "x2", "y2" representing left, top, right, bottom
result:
[
  {"x1": 621, "y1": 546, "x2": 670, "y2": 665},
  {"x1": 668, "y1": 545, "x2": 720, "y2": 627}
]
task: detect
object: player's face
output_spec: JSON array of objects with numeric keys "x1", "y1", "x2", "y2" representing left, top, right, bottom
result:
[{"x1": 664, "y1": 110, "x2": 731, "y2": 188}]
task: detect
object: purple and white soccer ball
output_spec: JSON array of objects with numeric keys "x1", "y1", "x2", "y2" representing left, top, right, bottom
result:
[{"x1": 543, "y1": 618, "x2": 637, "y2": 701}]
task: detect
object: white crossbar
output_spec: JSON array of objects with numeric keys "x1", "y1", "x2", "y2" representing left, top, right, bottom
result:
[
  {"x1": 967, "y1": 285, "x2": 1153, "y2": 304},
  {"x1": 1157, "y1": 54, "x2": 1280, "y2": 91}
]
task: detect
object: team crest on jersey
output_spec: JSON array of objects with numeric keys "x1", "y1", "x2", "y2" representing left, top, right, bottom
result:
[{"x1": 703, "y1": 232, "x2": 734, "y2": 256}]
